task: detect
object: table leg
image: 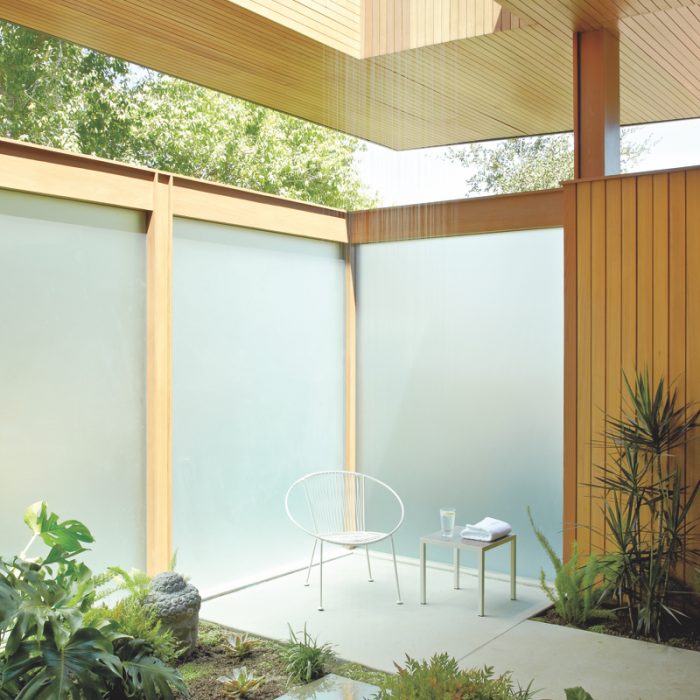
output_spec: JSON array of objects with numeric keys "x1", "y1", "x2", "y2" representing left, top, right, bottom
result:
[
  {"x1": 453, "y1": 548, "x2": 460, "y2": 589},
  {"x1": 477, "y1": 548, "x2": 485, "y2": 616},
  {"x1": 510, "y1": 537, "x2": 517, "y2": 601},
  {"x1": 420, "y1": 541, "x2": 426, "y2": 605}
]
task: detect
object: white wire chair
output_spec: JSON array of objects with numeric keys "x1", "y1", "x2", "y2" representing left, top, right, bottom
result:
[{"x1": 285, "y1": 470, "x2": 404, "y2": 611}]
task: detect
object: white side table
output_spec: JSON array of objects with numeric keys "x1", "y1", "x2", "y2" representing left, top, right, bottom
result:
[{"x1": 419, "y1": 530, "x2": 516, "y2": 616}]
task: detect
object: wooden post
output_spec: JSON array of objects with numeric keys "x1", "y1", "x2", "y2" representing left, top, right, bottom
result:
[
  {"x1": 345, "y1": 242, "x2": 357, "y2": 473},
  {"x1": 146, "y1": 174, "x2": 173, "y2": 574},
  {"x1": 573, "y1": 29, "x2": 620, "y2": 179},
  {"x1": 563, "y1": 183, "x2": 578, "y2": 560}
]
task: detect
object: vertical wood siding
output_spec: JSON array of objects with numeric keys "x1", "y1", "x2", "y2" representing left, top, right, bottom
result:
[{"x1": 564, "y1": 167, "x2": 700, "y2": 582}]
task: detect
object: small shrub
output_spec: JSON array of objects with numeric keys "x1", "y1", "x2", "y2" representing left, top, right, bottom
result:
[
  {"x1": 86, "y1": 593, "x2": 182, "y2": 664},
  {"x1": 228, "y1": 632, "x2": 260, "y2": 658},
  {"x1": 217, "y1": 667, "x2": 265, "y2": 697},
  {"x1": 528, "y1": 508, "x2": 613, "y2": 626},
  {"x1": 284, "y1": 624, "x2": 334, "y2": 683},
  {"x1": 565, "y1": 689, "x2": 595, "y2": 700},
  {"x1": 373, "y1": 654, "x2": 534, "y2": 700}
]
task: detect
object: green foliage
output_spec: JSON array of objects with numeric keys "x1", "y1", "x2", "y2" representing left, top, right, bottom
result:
[
  {"x1": 198, "y1": 620, "x2": 230, "y2": 648},
  {"x1": 0, "y1": 502, "x2": 187, "y2": 699},
  {"x1": 372, "y1": 654, "x2": 534, "y2": 700},
  {"x1": 528, "y1": 508, "x2": 613, "y2": 626},
  {"x1": 598, "y1": 370, "x2": 700, "y2": 639},
  {"x1": 284, "y1": 624, "x2": 334, "y2": 683},
  {"x1": 85, "y1": 593, "x2": 182, "y2": 664},
  {"x1": 447, "y1": 131, "x2": 650, "y2": 195},
  {"x1": 564, "y1": 689, "x2": 595, "y2": 700},
  {"x1": 217, "y1": 667, "x2": 265, "y2": 697},
  {"x1": 0, "y1": 20, "x2": 376, "y2": 210},
  {"x1": 227, "y1": 632, "x2": 260, "y2": 659},
  {"x1": 93, "y1": 565, "x2": 151, "y2": 601}
]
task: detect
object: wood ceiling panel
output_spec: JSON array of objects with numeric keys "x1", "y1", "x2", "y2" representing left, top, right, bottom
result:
[{"x1": 0, "y1": 0, "x2": 698, "y2": 149}]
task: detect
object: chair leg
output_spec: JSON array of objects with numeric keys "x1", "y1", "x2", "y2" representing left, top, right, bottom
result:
[
  {"x1": 365, "y1": 545, "x2": 374, "y2": 582},
  {"x1": 390, "y1": 535, "x2": 403, "y2": 605},
  {"x1": 304, "y1": 539, "x2": 318, "y2": 587},
  {"x1": 318, "y1": 540, "x2": 324, "y2": 611}
]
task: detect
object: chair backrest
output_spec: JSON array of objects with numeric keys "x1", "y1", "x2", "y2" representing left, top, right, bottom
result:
[{"x1": 285, "y1": 471, "x2": 404, "y2": 538}]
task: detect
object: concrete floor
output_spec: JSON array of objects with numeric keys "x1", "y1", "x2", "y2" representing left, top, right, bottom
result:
[{"x1": 201, "y1": 552, "x2": 700, "y2": 700}]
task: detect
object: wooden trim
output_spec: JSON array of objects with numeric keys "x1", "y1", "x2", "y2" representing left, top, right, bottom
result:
[
  {"x1": 146, "y1": 174, "x2": 173, "y2": 575},
  {"x1": 0, "y1": 138, "x2": 348, "y2": 243},
  {"x1": 563, "y1": 182, "x2": 577, "y2": 559},
  {"x1": 348, "y1": 188, "x2": 564, "y2": 244},
  {"x1": 573, "y1": 29, "x2": 620, "y2": 179},
  {"x1": 566, "y1": 163, "x2": 700, "y2": 187},
  {"x1": 0, "y1": 139, "x2": 153, "y2": 210},
  {"x1": 171, "y1": 178, "x2": 347, "y2": 243},
  {"x1": 344, "y1": 243, "x2": 357, "y2": 472}
]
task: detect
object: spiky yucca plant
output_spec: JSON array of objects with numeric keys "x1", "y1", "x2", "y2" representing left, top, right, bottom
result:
[{"x1": 598, "y1": 370, "x2": 700, "y2": 639}]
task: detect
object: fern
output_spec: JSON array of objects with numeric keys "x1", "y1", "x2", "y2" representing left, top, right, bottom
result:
[{"x1": 529, "y1": 508, "x2": 612, "y2": 625}]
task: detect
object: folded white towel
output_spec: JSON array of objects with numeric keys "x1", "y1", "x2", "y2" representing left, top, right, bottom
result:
[{"x1": 460, "y1": 517, "x2": 512, "y2": 542}]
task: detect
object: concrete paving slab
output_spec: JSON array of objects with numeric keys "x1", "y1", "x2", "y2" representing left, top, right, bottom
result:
[
  {"x1": 460, "y1": 620, "x2": 700, "y2": 700},
  {"x1": 202, "y1": 552, "x2": 548, "y2": 673}
]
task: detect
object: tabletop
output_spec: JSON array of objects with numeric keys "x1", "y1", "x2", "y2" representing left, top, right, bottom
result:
[{"x1": 420, "y1": 529, "x2": 516, "y2": 549}]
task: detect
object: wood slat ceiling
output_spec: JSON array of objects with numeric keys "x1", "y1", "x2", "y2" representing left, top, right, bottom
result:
[{"x1": 0, "y1": 0, "x2": 698, "y2": 149}]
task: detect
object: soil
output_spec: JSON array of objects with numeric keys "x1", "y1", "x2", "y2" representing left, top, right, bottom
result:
[
  {"x1": 176, "y1": 622, "x2": 389, "y2": 700},
  {"x1": 531, "y1": 605, "x2": 700, "y2": 652}
]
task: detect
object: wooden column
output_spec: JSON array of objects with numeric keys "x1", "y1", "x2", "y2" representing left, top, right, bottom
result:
[
  {"x1": 146, "y1": 174, "x2": 173, "y2": 574},
  {"x1": 345, "y1": 243, "x2": 357, "y2": 472},
  {"x1": 573, "y1": 29, "x2": 620, "y2": 179}
]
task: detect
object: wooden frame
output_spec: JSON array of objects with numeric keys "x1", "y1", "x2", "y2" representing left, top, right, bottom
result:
[
  {"x1": 348, "y1": 188, "x2": 564, "y2": 243},
  {"x1": 1, "y1": 138, "x2": 572, "y2": 574},
  {"x1": 0, "y1": 138, "x2": 348, "y2": 574}
]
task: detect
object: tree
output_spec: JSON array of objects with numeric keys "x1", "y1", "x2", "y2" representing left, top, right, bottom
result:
[
  {"x1": 447, "y1": 131, "x2": 651, "y2": 196},
  {"x1": 0, "y1": 21, "x2": 375, "y2": 209},
  {"x1": 0, "y1": 22, "x2": 132, "y2": 160}
]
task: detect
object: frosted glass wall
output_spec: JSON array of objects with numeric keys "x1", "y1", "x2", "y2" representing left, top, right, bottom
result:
[
  {"x1": 357, "y1": 229, "x2": 563, "y2": 580},
  {"x1": 0, "y1": 190, "x2": 146, "y2": 572},
  {"x1": 173, "y1": 219, "x2": 345, "y2": 592}
]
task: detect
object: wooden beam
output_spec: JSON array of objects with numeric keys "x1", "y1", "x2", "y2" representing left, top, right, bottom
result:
[
  {"x1": 348, "y1": 188, "x2": 564, "y2": 244},
  {"x1": 573, "y1": 29, "x2": 620, "y2": 179},
  {"x1": 146, "y1": 174, "x2": 173, "y2": 575},
  {"x1": 0, "y1": 138, "x2": 347, "y2": 243},
  {"x1": 0, "y1": 138, "x2": 153, "y2": 210},
  {"x1": 171, "y1": 177, "x2": 347, "y2": 243}
]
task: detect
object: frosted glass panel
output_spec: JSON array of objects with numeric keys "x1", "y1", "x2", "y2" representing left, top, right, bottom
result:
[
  {"x1": 0, "y1": 190, "x2": 146, "y2": 572},
  {"x1": 173, "y1": 219, "x2": 344, "y2": 592},
  {"x1": 357, "y1": 229, "x2": 563, "y2": 580}
]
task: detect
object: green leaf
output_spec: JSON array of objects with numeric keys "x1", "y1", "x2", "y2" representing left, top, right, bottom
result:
[
  {"x1": 23, "y1": 503, "x2": 94, "y2": 564},
  {"x1": 5, "y1": 626, "x2": 120, "y2": 699},
  {"x1": 116, "y1": 638, "x2": 188, "y2": 699},
  {"x1": 565, "y1": 688, "x2": 594, "y2": 700}
]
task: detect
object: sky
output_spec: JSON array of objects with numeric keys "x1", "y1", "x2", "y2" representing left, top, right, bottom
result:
[{"x1": 356, "y1": 118, "x2": 700, "y2": 207}]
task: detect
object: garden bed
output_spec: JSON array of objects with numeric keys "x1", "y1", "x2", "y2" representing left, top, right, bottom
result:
[
  {"x1": 530, "y1": 606, "x2": 700, "y2": 653},
  {"x1": 177, "y1": 622, "x2": 389, "y2": 699}
]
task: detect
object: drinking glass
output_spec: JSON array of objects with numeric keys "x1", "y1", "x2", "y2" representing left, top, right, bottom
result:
[{"x1": 440, "y1": 507, "x2": 456, "y2": 537}]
